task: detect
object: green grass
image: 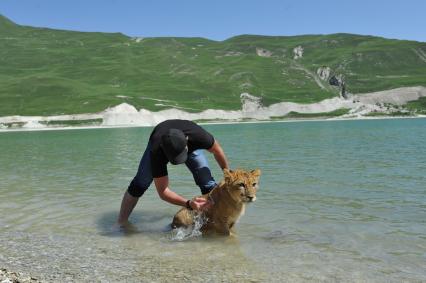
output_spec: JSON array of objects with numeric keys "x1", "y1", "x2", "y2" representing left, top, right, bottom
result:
[
  {"x1": 1, "y1": 15, "x2": 426, "y2": 116},
  {"x1": 406, "y1": 97, "x2": 426, "y2": 109},
  {"x1": 271, "y1": 108, "x2": 350, "y2": 119},
  {"x1": 364, "y1": 111, "x2": 412, "y2": 117},
  {"x1": 1, "y1": 118, "x2": 103, "y2": 129},
  {"x1": 41, "y1": 119, "x2": 103, "y2": 126}
]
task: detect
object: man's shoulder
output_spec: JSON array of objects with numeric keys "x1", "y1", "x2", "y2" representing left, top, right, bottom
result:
[
  {"x1": 158, "y1": 119, "x2": 193, "y2": 126},
  {"x1": 153, "y1": 119, "x2": 195, "y2": 131}
]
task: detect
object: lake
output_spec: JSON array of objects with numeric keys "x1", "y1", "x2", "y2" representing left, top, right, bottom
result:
[{"x1": 1, "y1": 118, "x2": 425, "y2": 282}]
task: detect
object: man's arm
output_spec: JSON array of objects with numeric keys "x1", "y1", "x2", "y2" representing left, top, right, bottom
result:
[
  {"x1": 154, "y1": 176, "x2": 210, "y2": 210},
  {"x1": 208, "y1": 140, "x2": 229, "y2": 170}
]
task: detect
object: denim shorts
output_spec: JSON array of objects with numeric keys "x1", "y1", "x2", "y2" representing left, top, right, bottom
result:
[{"x1": 127, "y1": 142, "x2": 217, "y2": 197}]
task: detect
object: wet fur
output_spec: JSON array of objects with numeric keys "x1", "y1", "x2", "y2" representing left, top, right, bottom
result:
[{"x1": 172, "y1": 168, "x2": 261, "y2": 236}]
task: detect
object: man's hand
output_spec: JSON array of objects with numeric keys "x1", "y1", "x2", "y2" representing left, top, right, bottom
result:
[
  {"x1": 190, "y1": 197, "x2": 213, "y2": 211},
  {"x1": 154, "y1": 176, "x2": 213, "y2": 211}
]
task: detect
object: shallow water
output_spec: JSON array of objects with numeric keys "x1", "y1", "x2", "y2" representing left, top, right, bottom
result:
[{"x1": 1, "y1": 119, "x2": 426, "y2": 282}]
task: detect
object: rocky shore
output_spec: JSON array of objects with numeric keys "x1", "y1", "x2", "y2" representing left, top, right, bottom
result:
[{"x1": 0, "y1": 268, "x2": 40, "y2": 283}]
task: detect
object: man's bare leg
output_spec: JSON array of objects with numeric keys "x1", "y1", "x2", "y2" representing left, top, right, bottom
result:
[{"x1": 117, "y1": 191, "x2": 139, "y2": 226}]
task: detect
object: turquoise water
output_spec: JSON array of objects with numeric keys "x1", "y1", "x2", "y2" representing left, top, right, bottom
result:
[{"x1": 1, "y1": 119, "x2": 426, "y2": 282}]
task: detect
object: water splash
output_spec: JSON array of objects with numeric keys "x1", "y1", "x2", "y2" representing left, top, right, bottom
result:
[{"x1": 170, "y1": 213, "x2": 208, "y2": 241}]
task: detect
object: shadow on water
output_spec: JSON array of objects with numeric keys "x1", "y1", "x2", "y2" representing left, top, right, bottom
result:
[{"x1": 96, "y1": 210, "x2": 174, "y2": 237}]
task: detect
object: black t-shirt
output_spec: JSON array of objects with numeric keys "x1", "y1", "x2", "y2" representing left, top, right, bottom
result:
[{"x1": 149, "y1": 120, "x2": 215, "y2": 178}]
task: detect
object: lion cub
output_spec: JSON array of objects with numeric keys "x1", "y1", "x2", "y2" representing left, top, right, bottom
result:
[{"x1": 172, "y1": 168, "x2": 261, "y2": 236}]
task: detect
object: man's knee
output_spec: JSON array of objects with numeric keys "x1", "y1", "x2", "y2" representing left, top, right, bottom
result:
[
  {"x1": 200, "y1": 182, "x2": 217, "y2": 195},
  {"x1": 127, "y1": 178, "x2": 149, "y2": 198},
  {"x1": 193, "y1": 167, "x2": 217, "y2": 194}
]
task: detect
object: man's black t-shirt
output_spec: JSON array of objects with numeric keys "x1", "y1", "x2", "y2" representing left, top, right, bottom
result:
[{"x1": 149, "y1": 120, "x2": 215, "y2": 178}]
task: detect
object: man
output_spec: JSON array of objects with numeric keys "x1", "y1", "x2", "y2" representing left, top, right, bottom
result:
[{"x1": 117, "y1": 119, "x2": 229, "y2": 227}]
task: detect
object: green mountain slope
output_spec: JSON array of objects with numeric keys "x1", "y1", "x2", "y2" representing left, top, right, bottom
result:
[{"x1": 1, "y1": 14, "x2": 426, "y2": 116}]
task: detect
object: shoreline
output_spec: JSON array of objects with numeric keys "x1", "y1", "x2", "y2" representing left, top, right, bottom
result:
[
  {"x1": 1, "y1": 86, "x2": 425, "y2": 133},
  {"x1": 1, "y1": 115, "x2": 425, "y2": 133}
]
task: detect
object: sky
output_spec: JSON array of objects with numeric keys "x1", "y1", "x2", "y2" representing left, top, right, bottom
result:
[{"x1": 1, "y1": 0, "x2": 425, "y2": 42}]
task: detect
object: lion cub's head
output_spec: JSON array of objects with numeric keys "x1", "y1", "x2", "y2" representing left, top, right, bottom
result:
[{"x1": 223, "y1": 168, "x2": 261, "y2": 203}]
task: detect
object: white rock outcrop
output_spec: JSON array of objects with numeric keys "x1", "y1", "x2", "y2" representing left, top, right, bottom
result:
[
  {"x1": 354, "y1": 86, "x2": 426, "y2": 106},
  {"x1": 293, "y1": 46, "x2": 304, "y2": 60},
  {"x1": 132, "y1": 37, "x2": 144, "y2": 43},
  {"x1": 2, "y1": 87, "x2": 426, "y2": 130},
  {"x1": 256, "y1": 48, "x2": 272, "y2": 57},
  {"x1": 240, "y1": 93, "x2": 266, "y2": 119},
  {"x1": 102, "y1": 103, "x2": 144, "y2": 126},
  {"x1": 22, "y1": 120, "x2": 45, "y2": 129},
  {"x1": 317, "y1": 66, "x2": 331, "y2": 81}
]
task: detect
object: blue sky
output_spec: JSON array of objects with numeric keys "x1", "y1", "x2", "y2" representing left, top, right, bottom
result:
[{"x1": 1, "y1": 0, "x2": 425, "y2": 42}]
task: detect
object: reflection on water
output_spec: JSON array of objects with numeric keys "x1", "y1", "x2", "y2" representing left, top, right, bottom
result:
[{"x1": 1, "y1": 119, "x2": 426, "y2": 282}]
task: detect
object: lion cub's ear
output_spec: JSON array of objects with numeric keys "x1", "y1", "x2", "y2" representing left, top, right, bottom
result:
[
  {"x1": 250, "y1": 169, "x2": 261, "y2": 178},
  {"x1": 223, "y1": 168, "x2": 234, "y2": 183}
]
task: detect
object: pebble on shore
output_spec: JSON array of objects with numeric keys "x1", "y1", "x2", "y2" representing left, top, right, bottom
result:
[{"x1": 0, "y1": 268, "x2": 40, "y2": 283}]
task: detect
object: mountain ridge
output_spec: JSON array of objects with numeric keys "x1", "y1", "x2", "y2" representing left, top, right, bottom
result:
[
  {"x1": 1, "y1": 14, "x2": 425, "y2": 116},
  {"x1": 2, "y1": 14, "x2": 424, "y2": 43}
]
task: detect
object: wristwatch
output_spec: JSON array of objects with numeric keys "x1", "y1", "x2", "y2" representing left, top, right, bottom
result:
[{"x1": 186, "y1": 200, "x2": 193, "y2": 210}]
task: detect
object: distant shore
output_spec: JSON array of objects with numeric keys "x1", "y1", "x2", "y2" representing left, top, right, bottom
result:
[
  {"x1": 1, "y1": 86, "x2": 425, "y2": 132},
  {"x1": 1, "y1": 114, "x2": 425, "y2": 133}
]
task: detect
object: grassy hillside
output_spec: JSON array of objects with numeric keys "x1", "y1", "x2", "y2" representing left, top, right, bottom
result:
[{"x1": 1, "y1": 14, "x2": 426, "y2": 116}]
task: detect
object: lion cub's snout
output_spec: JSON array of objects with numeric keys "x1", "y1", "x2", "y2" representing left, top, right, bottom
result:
[
  {"x1": 246, "y1": 195, "x2": 256, "y2": 202},
  {"x1": 242, "y1": 192, "x2": 256, "y2": 203}
]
